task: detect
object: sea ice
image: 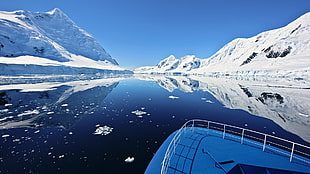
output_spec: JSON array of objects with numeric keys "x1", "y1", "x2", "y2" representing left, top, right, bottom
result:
[
  {"x1": 0, "y1": 109, "x2": 9, "y2": 113},
  {"x1": 205, "y1": 100, "x2": 214, "y2": 104},
  {"x1": 168, "y1": 95, "x2": 179, "y2": 99},
  {"x1": 1, "y1": 134, "x2": 10, "y2": 138},
  {"x1": 93, "y1": 125, "x2": 113, "y2": 136},
  {"x1": 131, "y1": 110, "x2": 147, "y2": 116},
  {"x1": 17, "y1": 110, "x2": 40, "y2": 117},
  {"x1": 124, "y1": 156, "x2": 134, "y2": 163},
  {"x1": 299, "y1": 113, "x2": 309, "y2": 117}
]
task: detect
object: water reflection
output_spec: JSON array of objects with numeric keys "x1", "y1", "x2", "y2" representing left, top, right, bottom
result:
[
  {"x1": 135, "y1": 74, "x2": 310, "y2": 142},
  {"x1": 0, "y1": 74, "x2": 309, "y2": 173},
  {"x1": 0, "y1": 76, "x2": 124, "y2": 130}
]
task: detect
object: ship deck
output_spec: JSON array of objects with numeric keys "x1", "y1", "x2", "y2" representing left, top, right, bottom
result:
[{"x1": 146, "y1": 125, "x2": 310, "y2": 174}]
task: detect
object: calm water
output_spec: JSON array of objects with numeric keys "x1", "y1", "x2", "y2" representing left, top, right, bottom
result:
[{"x1": 0, "y1": 75, "x2": 309, "y2": 173}]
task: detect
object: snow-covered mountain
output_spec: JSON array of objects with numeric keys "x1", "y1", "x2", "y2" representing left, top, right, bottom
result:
[
  {"x1": 134, "y1": 55, "x2": 201, "y2": 74},
  {"x1": 0, "y1": 8, "x2": 129, "y2": 75},
  {"x1": 135, "y1": 12, "x2": 310, "y2": 77}
]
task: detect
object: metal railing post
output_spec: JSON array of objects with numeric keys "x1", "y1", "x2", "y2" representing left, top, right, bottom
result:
[
  {"x1": 160, "y1": 119, "x2": 310, "y2": 174},
  {"x1": 223, "y1": 125, "x2": 226, "y2": 139},
  {"x1": 207, "y1": 121, "x2": 210, "y2": 135},
  {"x1": 290, "y1": 143, "x2": 295, "y2": 162},
  {"x1": 263, "y1": 134, "x2": 267, "y2": 151},
  {"x1": 241, "y1": 129, "x2": 244, "y2": 144},
  {"x1": 192, "y1": 120, "x2": 195, "y2": 133}
]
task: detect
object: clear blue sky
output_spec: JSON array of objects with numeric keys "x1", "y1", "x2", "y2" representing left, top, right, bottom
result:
[{"x1": 2, "y1": 0, "x2": 310, "y2": 69}]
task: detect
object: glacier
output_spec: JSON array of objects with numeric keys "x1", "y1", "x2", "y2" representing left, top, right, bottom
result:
[
  {"x1": 134, "y1": 12, "x2": 310, "y2": 79},
  {"x1": 0, "y1": 8, "x2": 131, "y2": 75}
]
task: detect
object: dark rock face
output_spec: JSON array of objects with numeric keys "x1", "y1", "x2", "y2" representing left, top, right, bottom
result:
[
  {"x1": 265, "y1": 46, "x2": 292, "y2": 58},
  {"x1": 240, "y1": 52, "x2": 258, "y2": 66},
  {"x1": 258, "y1": 92, "x2": 284, "y2": 105}
]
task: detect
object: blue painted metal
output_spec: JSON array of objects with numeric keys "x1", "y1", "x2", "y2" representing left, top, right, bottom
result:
[{"x1": 145, "y1": 119, "x2": 310, "y2": 174}]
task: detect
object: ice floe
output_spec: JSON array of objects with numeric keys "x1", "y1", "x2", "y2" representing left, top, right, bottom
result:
[
  {"x1": 61, "y1": 104, "x2": 68, "y2": 107},
  {"x1": 131, "y1": 110, "x2": 147, "y2": 116},
  {"x1": 93, "y1": 125, "x2": 113, "y2": 136},
  {"x1": 299, "y1": 113, "x2": 309, "y2": 117},
  {"x1": 17, "y1": 110, "x2": 40, "y2": 117},
  {"x1": 0, "y1": 116, "x2": 13, "y2": 122},
  {"x1": 124, "y1": 156, "x2": 134, "y2": 163},
  {"x1": 1, "y1": 134, "x2": 10, "y2": 138},
  {"x1": 205, "y1": 100, "x2": 214, "y2": 104},
  {"x1": 201, "y1": 98, "x2": 213, "y2": 103},
  {"x1": 168, "y1": 95, "x2": 179, "y2": 99},
  {"x1": 0, "y1": 109, "x2": 9, "y2": 113}
]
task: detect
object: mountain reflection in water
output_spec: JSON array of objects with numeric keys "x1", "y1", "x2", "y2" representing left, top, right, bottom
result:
[
  {"x1": 0, "y1": 76, "x2": 124, "y2": 130},
  {"x1": 0, "y1": 74, "x2": 309, "y2": 173},
  {"x1": 135, "y1": 74, "x2": 310, "y2": 143}
]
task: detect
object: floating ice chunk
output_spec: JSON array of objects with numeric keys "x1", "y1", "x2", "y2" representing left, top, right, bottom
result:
[
  {"x1": 201, "y1": 98, "x2": 207, "y2": 100},
  {"x1": 205, "y1": 100, "x2": 214, "y2": 104},
  {"x1": 299, "y1": 113, "x2": 309, "y2": 117},
  {"x1": 47, "y1": 111, "x2": 54, "y2": 115},
  {"x1": 131, "y1": 110, "x2": 147, "y2": 116},
  {"x1": 61, "y1": 104, "x2": 68, "y2": 107},
  {"x1": 124, "y1": 156, "x2": 134, "y2": 163},
  {"x1": 17, "y1": 110, "x2": 40, "y2": 117},
  {"x1": 4, "y1": 104, "x2": 12, "y2": 107},
  {"x1": 13, "y1": 139, "x2": 20, "y2": 142},
  {"x1": 0, "y1": 116, "x2": 13, "y2": 122},
  {"x1": 168, "y1": 95, "x2": 179, "y2": 99},
  {"x1": 34, "y1": 130, "x2": 40, "y2": 134},
  {"x1": 93, "y1": 125, "x2": 113, "y2": 136},
  {"x1": 2, "y1": 134, "x2": 10, "y2": 138},
  {"x1": 0, "y1": 109, "x2": 9, "y2": 113},
  {"x1": 59, "y1": 154, "x2": 65, "y2": 159}
]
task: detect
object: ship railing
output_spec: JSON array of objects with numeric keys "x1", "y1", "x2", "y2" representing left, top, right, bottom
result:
[{"x1": 161, "y1": 119, "x2": 310, "y2": 174}]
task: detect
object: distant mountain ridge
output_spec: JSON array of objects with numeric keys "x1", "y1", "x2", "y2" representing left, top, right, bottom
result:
[
  {"x1": 0, "y1": 8, "x2": 128, "y2": 75},
  {"x1": 135, "y1": 12, "x2": 310, "y2": 78}
]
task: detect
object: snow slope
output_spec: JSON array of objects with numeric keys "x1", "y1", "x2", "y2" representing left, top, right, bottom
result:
[
  {"x1": 0, "y1": 8, "x2": 128, "y2": 74},
  {"x1": 135, "y1": 12, "x2": 310, "y2": 78},
  {"x1": 134, "y1": 55, "x2": 201, "y2": 74}
]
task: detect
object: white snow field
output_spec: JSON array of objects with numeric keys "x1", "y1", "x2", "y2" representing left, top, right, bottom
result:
[
  {"x1": 0, "y1": 8, "x2": 130, "y2": 75},
  {"x1": 134, "y1": 12, "x2": 310, "y2": 79}
]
